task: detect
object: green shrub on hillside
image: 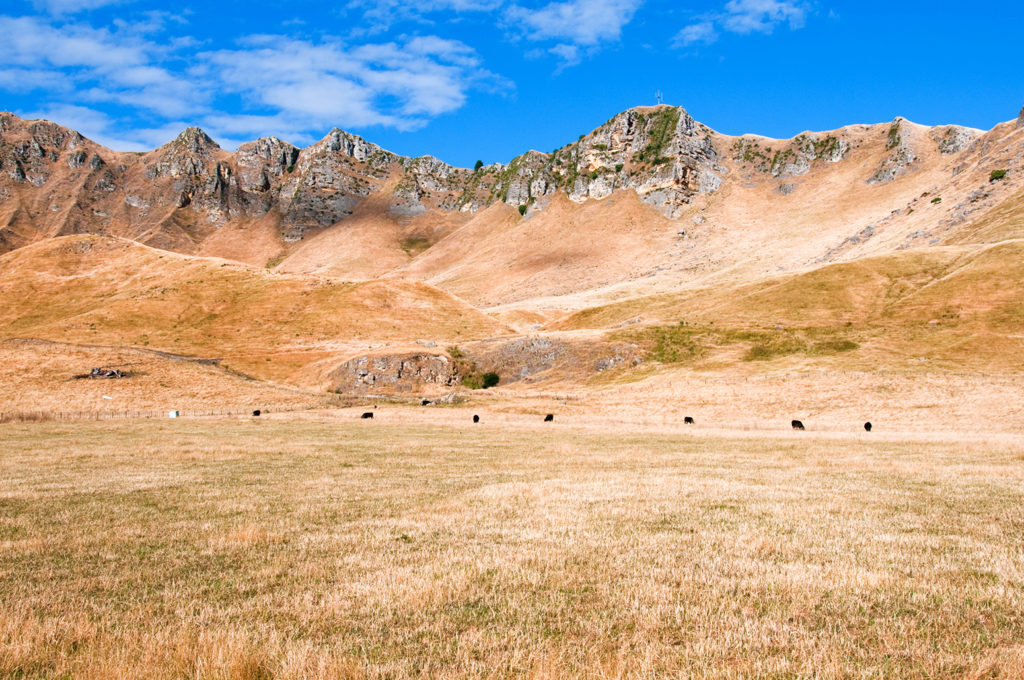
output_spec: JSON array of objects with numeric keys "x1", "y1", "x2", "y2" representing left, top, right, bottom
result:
[{"x1": 634, "y1": 108, "x2": 680, "y2": 165}]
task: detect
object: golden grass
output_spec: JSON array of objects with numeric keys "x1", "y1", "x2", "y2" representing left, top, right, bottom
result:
[
  {"x1": 0, "y1": 339, "x2": 335, "y2": 417},
  {"x1": 0, "y1": 235, "x2": 507, "y2": 382},
  {"x1": 2, "y1": 416, "x2": 1023, "y2": 678},
  {"x1": 556, "y1": 242, "x2": 1024, "y2": 372}
]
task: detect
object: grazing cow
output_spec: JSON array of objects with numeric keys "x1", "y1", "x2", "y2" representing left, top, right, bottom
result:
[
  {"x1": 252, "y1": 409, "x2": 261, "y2": 417},
  {"x1": 544, "y1": 414, "x2": 554, "y2": 422},
  {"x1": 422, "y1": 399, "x2": 432, "y2": 406},
  {"x1": 361, "y1": 412, "x2": 374, "y2": 419},
  {"x1": 684, "y1": 416, "x2": 695, "y2": 425},
  {"x1": 864, "y1": 421, "x2": 872, "y2": 432},
  {"x1": 791, "y1": 420, "x2": 805, "y2": 431},
  {"x1": 473, "y1": 415, "x2": 480, "y2": 423}
]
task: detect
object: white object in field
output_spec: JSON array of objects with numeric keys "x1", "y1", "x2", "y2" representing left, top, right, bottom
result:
[
  {"x1": 102, "y1": 396, "x2": 113, "y2": 400},
  {"x1": 168, "y1": 410, "x2": 179, "y2": 418}
]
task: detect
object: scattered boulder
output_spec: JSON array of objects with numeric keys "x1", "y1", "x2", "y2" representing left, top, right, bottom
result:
[{"x1": 76, "y1": 367, "x2": 127, "y2": 379}]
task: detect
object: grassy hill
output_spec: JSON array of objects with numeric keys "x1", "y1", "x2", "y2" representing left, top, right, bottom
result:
[
  {"x1": 555, "y1": 241, "x2": 1024, "y2": 372},
  {"x1": 0, "y1": 235, "x2": 508, "y2": 382}
]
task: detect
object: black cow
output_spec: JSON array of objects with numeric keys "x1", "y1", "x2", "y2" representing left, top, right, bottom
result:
[
  {"x1": 684, "y1": 416, "x2": 695, "y2": 425},
  {"x1": 422, "y1": 399, "x2": 432, "y2": 406},
  {"x1": 864, "y1": 421, "x2": 872, "y2": 432},
  {"x1": 252, "y1": 409, "x2": 261, "y2": 417},
  {"x1": 791, "y1": 420, "x2": 805, "y2": 431},
  {"x1": 544, "y1": 414, "x2": 554, "y2": 422},
  {"x1": 473, "y1": 414, "x2": 480, "y2": 423},
  {"x1": 361, "y1": 412, "x2": 374, "y2": 419}
]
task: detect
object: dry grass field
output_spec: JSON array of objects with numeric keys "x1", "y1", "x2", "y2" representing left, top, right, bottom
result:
[{"x1": 2, "y1": 415, "x2": 1023, "y2": 678}]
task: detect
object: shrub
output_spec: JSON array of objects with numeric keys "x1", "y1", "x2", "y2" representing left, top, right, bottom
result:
[
  {"x1": 615, "y1": 163, "x2": 624, "y2": 172},
  {"x1": 462, "y1": 371, "x2": 499, "y2": 389},
  {"x1": 990, "y1": 169, "x2": 1007, "y2": 182},
  {"x1": 447, "y1": 345, "x2": 464, "y2": 359},
  {"x1": 518, "y1": 205, "x2": 527, "y2": 216},
  {"x1": 931, "y1": 197, "x2": 942, "y2": 204},
  {"x1": 474, "y1": 160, "x2": 484, "y2": 171},
  {"x1": 635, "y1": 108, "x2": 681, "y2": 164}
]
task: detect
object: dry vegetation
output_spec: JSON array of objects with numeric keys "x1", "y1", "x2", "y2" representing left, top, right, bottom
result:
[
  {"x1": 2, "y1": 416, "x2": 1023, "y2": 678},
  {"x1": 0, "y1": 339, "x2": 340, "y2": 420},
  {"x1": 0, "y1": 235, "x2": 508, "y2": 383}
]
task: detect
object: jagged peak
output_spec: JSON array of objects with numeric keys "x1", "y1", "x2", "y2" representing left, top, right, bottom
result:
[
  {"x1": 170, "y1": 126, "x2": 218, "y2": 152},
  {"x1": 237, "y1": 135, "x2": 299, "y2": 153}
]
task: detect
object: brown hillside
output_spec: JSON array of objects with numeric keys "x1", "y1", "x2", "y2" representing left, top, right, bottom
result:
[
  {"x1": 0, "y1": 339, "x2": 332, "y2": 417},
  {"x1": 0, "y1": 235, "x2": 508, "y2": 382}
]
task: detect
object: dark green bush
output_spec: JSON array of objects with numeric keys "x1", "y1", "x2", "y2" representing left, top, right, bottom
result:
[{"x1": 990, "y1": 169, "x2": 1007, "y2": 182}]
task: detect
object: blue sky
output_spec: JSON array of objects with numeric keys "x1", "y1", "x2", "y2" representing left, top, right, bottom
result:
[{"x1": 1, "y1": 0, "x2": 1022, "y2": 167}]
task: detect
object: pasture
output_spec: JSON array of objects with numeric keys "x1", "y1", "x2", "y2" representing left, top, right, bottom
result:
[{"x1": 1, "y1": 414, "x2": 1023, "y2": 678}]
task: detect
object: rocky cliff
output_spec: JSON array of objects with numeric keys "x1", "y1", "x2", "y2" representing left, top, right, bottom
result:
[
  {"x1": 0, "y1": 104, "x2": 1018, "y2": 273},
  {"x1": 0, "y1": 106, "x2": 729, "y2": 257}
]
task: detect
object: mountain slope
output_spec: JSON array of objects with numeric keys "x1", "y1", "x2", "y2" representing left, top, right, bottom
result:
[{"x1": 0, "y1": 234, "x2": 508, "y2": 382}]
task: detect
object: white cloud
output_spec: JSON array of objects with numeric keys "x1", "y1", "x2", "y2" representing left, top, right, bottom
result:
[
  {"x1": 31, "y1": 0, "x2": 128, "y2": 15},
  {"x1": 722, "y1": 0, "x2": 806, "y2": 34},
  {"x1": 507, "y1": 0, "x2": 641, "y2": 46},
  {"x1": 547, "y1": 43, "x2": 580, "y2": 66},
  {"x1": 674, "y1": 0, "x2": 808, "y2": 49},
  {"x1": 201, "y1": 34, "x2": 503, "y2": 135},
  {"x1": 0, "y1": 15, "x2": 200, "y2": 117},
  {"x1": 674, "y1": 21, "x2": 717, "y2": 46},
  {"x1": 0, "y1": 12, "x2": 505, "y2": 151},
  {"x1": 347, "y1": 0, "x2": 503, "y2": 33}
]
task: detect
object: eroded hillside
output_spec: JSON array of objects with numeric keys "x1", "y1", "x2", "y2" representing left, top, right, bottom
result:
[{"x1": 2, "y1": 105, "x2": 1024, "y2": 403}]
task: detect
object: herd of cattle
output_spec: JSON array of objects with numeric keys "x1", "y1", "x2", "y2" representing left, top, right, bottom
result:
[
  {"x1": 248, "y1": 406, "x2": 872, "y2": 431},
  {"x1": 347, "y1": 410, "x2": 873, "y2": 431}
]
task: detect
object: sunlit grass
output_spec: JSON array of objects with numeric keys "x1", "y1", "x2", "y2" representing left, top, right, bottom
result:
[{"x1": 1, "y1": 418, "x2": 1023, "y2": 678}]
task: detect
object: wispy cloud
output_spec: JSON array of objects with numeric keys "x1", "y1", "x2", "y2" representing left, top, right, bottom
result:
[
  {"x1": 200, "y1": 34, "x2": 506, "y2": 140},
  {"x1": 346, "y1": 0, "x2": 502, "y2": 33},
  {"x1": 505, "y1": 0, "x2": 643, "y2": 66},
  {"x1": 674, "y1": 0, "x2": 809, "y2": 47},
  {"x1": 31, "y1": 0, "x2": 130, "y2": 15},
  {"x1": 0, "y1": 8, "x2": 507, "y2": 150},
  {"x1": 0, "y1": 15, "x2": 200, "y2": 117}
]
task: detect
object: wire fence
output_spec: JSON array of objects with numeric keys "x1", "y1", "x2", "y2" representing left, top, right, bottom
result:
[{"x1": 0, "y1": 403, "x2": 332, "y2": 424}]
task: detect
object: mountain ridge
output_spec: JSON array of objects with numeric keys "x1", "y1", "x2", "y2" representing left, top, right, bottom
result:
[{"x1": 2, "y1": 104, "x2": 1022, "y2": 308}]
